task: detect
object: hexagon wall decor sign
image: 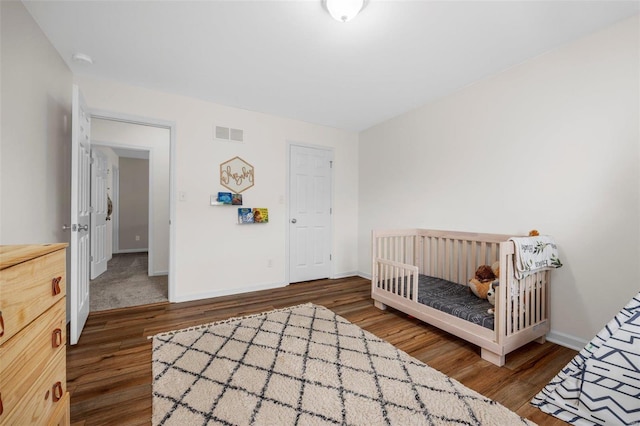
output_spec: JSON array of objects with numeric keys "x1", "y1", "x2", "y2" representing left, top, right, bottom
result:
[{"x1": 220, "y1": 156, "x2": 254, "y2": 193}]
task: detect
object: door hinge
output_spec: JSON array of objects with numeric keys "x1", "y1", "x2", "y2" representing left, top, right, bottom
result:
[
  {"x1": 90, "y1": 255, "x2": 94, "y2": 261},
  {"x1": 330, "y1": 254, "x2": 332, "y2": 261},
  {"x1": 329, "y1": 160, "x2": 333, "y2": 168}
]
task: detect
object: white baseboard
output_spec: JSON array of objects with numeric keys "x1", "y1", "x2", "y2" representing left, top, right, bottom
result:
[
  {"x1": 546, "y1": 330, "x2": 587, "y2": 351},
  {"x1": 150, "y1": 270, "x2": 168, "y2": 276},
  {"x1": 359, "y1": 271, "x2": 372, "y2": 280},
  {"x1": 172, "y1": 281, "x2": 288, "y2": 303},
  {"x1": 115, "y1": 248, "x2": 148, "y2": 254},
  {"x1": 332, "y1": 271, "x2": 359, "y2": 279}
]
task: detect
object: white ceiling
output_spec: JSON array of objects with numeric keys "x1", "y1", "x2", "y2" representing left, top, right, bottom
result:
[{"x1": 23, "y1": 1, "x2": 639, "y2": 131}]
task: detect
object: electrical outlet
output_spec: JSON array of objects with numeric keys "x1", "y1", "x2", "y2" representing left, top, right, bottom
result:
[
  {"x1": 267, "y1": 259, "x2": 274, "y2": 268},
  {"x1": 135, "y1": 235, "x2": 140, "y2": 241}
]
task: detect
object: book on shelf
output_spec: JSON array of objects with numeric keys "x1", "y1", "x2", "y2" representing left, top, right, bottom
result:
[
  {"x1": 238, "y1": 208, "x2": 254, "y2": 224},
  {"x1": 217, "y1": 192, "x2": 232, "y2": 204},
  {"x1": 252, "y1": 208, "x2": 268, "y2": 223}
]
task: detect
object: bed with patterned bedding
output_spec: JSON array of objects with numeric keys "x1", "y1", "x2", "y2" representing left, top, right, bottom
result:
[
  {"x1": 416, "y1": 274, "x2": 495, "y2": 330},
  {"x1": 372, "y1": 229, "x2": 553, "y2": 366}
]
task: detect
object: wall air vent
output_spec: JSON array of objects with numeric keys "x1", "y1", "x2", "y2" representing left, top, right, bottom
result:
[
  {"x1": 215, "y1": 125, "x2": 244, "y2": 143},
  {"x1": 215, "y1": 126, "x2": 230, "y2": 140},
  {"x1": 230, "y1": 128, "x2": 244, "y2": 142}
]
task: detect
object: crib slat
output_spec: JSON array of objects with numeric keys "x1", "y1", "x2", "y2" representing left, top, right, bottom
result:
[
  {"x1": 519, "y1": 276, "x2": 525, "y2": 330},
  {"x1": 415, "y1": 236, "x2": 422, "y2": 273},
  {"x1": 432, "y1": 237, "x2": 437, "y2": 276},
  {"x1": 522, "y1": 277, "x2": 532, "y2": 327},
  {"x1": 470, "y1": 242, "x2": 477, "y2": 279},
  {"x1": 537, "y1": 275, "x2": 543, "y2": 324},
  {"x1": 507, "y1": 261, "x2": 515, "y2": 335},
  {"x1": 541, "y1": 272, "x2": 547, "y2": 320},
  {"x1": 453, "y1": 240, "x2": 459, "y2": 283},
  {"x1": 444, "y1": 238, "x2": 450, "y2": 281},
  {"x1": 536, "y1": 276, "x2": 541, "y2": 323}
]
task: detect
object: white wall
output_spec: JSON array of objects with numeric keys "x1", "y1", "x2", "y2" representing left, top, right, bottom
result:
[
  {"x1": 0, "y1": 1, "x2": 73, "y2": 245},
  {"x1": 358, "y1": 16, "x2": 640, "y2": 348},
  {"x1": 92, "y1": 119, "x2": 171, "y2": 274},
  {"x1": 118, "y1": 157, "x2": 150, "y2": 251},
  {"x1": 75, "y1": 75, "x2": 359, "y2": 302}
]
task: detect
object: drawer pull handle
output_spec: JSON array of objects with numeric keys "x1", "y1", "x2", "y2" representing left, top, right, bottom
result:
[
  {"x1": 0, "y1": 312, "x2": 4, "y2": 337},
  {"x1": 52, "y1": 382, "x2": 63, "y2": 402},
  {"x1": 52, "y1": 328, "x2": 63, "y2": 348},
  {"x1": 52, "y1": 276, "x2": 62, "y2": 296},
  {"x1": 0, "y1": 392, "x2": 3, "y2": 415}
]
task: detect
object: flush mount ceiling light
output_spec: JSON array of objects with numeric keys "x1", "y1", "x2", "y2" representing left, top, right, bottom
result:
[
  {"x1": 324, "y1": 0, "x2": 366, "y2": 23},
  {"x1": 71, "y1": 52, "x2": 93, "y2": 65}
]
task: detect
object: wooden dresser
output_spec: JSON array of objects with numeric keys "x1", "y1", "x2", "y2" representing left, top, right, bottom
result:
[{"x1": 0, "y1": 244, "x2": 70, "y2": 426}]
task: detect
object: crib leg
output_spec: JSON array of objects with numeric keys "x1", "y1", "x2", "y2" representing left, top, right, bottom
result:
[
  {"x1": 535, "y1": 335, "x2": 546, "y2": 344},
  {"x1": 373, "y1": 300, "x2": 387, "y2": 311},
  {"x1": 481, "y1": 349, "x2": 505, "y2": 367}
]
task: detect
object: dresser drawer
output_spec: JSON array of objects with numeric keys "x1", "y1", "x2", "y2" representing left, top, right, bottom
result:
[
  {"x1": 0, "y1": 298, "x2": 66, "y2": 422},
  {"x1": 0, "y1": 249, "x2": 65, "y2": 344},
  {"x1": 0, "y1": 347, "x2": 67, "y2": 425},
  {"x1": 47, "y1": 391, "x2": 70, "y2": 426}
]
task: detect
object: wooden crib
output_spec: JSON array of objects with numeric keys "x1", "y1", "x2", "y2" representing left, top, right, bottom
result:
[{"x1": 371, "y1": 229, "x2": 551, "y2": 366}]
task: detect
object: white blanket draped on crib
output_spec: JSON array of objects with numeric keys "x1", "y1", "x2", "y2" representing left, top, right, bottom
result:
[{"x1": 509, "y1": 235, "x2": 562, "y2": 279}]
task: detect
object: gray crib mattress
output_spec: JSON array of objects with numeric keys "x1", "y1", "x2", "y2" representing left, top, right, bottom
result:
[{"x1": 416, "y1": 275, "x2": 495, "y2": 330}]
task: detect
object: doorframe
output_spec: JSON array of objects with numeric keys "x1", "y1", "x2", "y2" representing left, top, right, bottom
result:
[
  {"x1": 285, "y1": 141, "x2": 335, "y2": 284},
  {"x1": 90, "y1": 109, "x2": 177, "y2": 302}
]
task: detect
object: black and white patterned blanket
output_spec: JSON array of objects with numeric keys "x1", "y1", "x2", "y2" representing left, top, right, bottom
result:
[{"x1": 531, "y1": 292, "x2": 640, "y2": 425}]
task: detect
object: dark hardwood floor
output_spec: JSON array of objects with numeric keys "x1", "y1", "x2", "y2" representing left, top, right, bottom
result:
[{"x1": 68, "y1": 276, "x2": 576, "y2": 425}]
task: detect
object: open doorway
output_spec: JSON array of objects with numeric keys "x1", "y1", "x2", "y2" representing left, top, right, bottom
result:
[{"x1": 89, "y1": 118, "x2": 171, "y2": 311}]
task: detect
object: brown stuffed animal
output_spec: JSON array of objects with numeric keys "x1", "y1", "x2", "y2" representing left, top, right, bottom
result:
[
  {"x1": 491, "y1": 260, "x2": 499, "y2": 279},
  {"x1": 468, "y1": 265, "x2": 496, "y2": 299},
  {"x1": 475, "y1": 265, "x2": 495, "y2": 281}
]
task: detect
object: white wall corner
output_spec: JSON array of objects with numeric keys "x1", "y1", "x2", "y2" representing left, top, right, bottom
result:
[{"x1": 358, "y1": 272, "x2": 372, "y2": 280}]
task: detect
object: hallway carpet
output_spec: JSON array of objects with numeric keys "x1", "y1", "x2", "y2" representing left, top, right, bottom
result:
[{"x1": 90, "y1": 252, "x2": 168, "y2": 312}]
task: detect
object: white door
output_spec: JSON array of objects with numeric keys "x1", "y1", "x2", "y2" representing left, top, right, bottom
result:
[
  {"x1": 91, "y1": 149, "x2": 108, "y2": 279},
  {"x1": 70, "y1": 84, "x2": 91, "y2": 345},
  {"x1": 289, "y1": 145, "x2": 332, "y2": 283}
]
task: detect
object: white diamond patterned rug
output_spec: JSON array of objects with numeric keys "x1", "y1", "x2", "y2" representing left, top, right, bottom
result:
[{"x1": 152, "y1": 303, "x2": 535, "y2": 425}]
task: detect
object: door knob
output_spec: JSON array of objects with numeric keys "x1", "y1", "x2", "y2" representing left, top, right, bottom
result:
[
  {"x1": 62, "y1": 224, "x2": 76, "y2": 231},
  {"x1": 77, "y1": 224, "x2": 89, "y2": 232},
  {"x1": 291, "y1": 218, "x2": 297, "y2": 224}
]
